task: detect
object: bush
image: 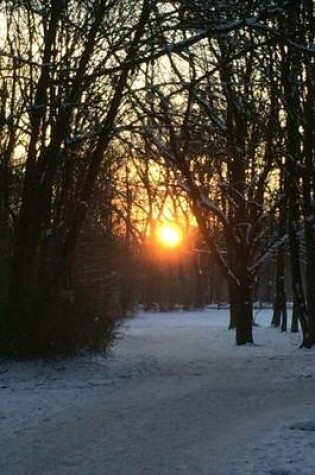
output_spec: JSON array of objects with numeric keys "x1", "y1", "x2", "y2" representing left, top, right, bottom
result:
[{"x1": 0, "y1": 289, "x2": 118, "y2": 359}]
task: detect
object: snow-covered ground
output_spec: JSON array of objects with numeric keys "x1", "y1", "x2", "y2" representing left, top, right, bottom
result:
[{"x1": 1, "y1": 309, "x2": 315, "y2": 475}]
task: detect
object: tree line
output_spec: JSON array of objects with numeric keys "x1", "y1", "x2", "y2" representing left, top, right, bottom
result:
[{"x1": 0, "y1": 0, "x2": 314, "y2": 356}]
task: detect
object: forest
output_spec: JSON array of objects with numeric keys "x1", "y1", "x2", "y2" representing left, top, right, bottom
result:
[{"x1": 0, "y1": 0, "x2": 314, "y2": 356}]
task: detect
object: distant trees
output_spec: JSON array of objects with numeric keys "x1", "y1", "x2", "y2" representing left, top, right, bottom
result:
[
  {"x1": 127, "y1": 2, "x2": 287, "y2": 344},
  {"x1": 122, "y1": 0, "x2": 315, "y2": 346},
  {"x1": 0, "y1": 0, "x2": 314, "y2": 354}
]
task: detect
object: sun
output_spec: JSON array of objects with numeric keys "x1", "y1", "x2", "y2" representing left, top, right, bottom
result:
[{"x1": 158, "y1": 224, "x2": 183, "y2": 248}]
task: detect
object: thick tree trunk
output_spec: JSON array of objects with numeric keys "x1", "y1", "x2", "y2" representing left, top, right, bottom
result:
[{"x1": 233, "y1": 269, "x2": 254, "y2": 345}]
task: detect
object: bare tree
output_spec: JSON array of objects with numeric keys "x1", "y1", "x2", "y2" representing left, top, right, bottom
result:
[
  {"x1": 128, "y1": 9, "x2": 285, "y2": 344},
  {"x1": 278, "y1": 1, "x2": 315, "y2": 347},
  {"x1": 0, "y1": 0, "x2": 154, "y2": 355}
]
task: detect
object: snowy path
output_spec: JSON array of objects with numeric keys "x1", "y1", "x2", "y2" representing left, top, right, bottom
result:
[{"x1": 1, "y1": 310, "x2": 315, "y2": 475}]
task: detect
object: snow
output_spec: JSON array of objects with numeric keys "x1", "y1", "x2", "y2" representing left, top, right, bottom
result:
[{"x1": 1, "y1": 309, "x2": 315, "y2": 475}]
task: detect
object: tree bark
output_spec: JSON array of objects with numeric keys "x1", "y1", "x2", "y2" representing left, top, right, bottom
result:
[
  {"x1": 234, "y1": 270, "x2": 254, "y2": 345},
  {"x1": 291, "y1": 299, "x2": 299, "y2": 333}
]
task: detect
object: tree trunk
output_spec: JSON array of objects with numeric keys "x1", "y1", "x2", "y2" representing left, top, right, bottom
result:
[
  {"x1": 288, "y1": 214, "x2": 309, "y2": 345},
  {"x1": 281, "y1": 297, "x2": 287, "y2": 332},
  {"x1": 302, "y1": 35, "x2": 315, "y2": 345},
  {"x1": 281, "y1": 21, "x2": 310, "y2": 346},
  {"x1": 272, "y1": 248, "x2": 284, "y2": 327},
  {"x1": 233, "y1": 269, "x2": 254, "y2": 345},
  {"x1": 228, "y1": 280, "x2": 237, "y2": 329},
  {"x1": 291, "y1": 299, "x2": 299, "y2": 333},
  {"x1": 271, "y1": 163, "x2": 287, "y2": 329},
  {"x1": 303, "y1": 199, "x2": 315, "y2": 344}
]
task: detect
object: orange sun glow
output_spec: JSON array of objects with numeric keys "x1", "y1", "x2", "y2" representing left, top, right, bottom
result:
[{"x1": 158, "y1": 224, "x2": 183, "y2": 248}]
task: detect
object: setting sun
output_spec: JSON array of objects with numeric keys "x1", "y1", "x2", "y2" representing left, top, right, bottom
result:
[{"x1": 158, "y1": 224, "x2": 183, "y2": 248}]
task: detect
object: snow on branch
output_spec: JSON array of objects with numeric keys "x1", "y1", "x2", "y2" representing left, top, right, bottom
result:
[
  {"x1": 249, "y1": 234, "x2": 288, "y2": 273},
  {"x1": 198, "y1": 191, "x2": 229, "y2": 227}
]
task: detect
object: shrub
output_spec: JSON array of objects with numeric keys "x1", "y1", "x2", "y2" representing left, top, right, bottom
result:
[{"x1": 0, "y1": 289, "x2": 118, "y2": 359}]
